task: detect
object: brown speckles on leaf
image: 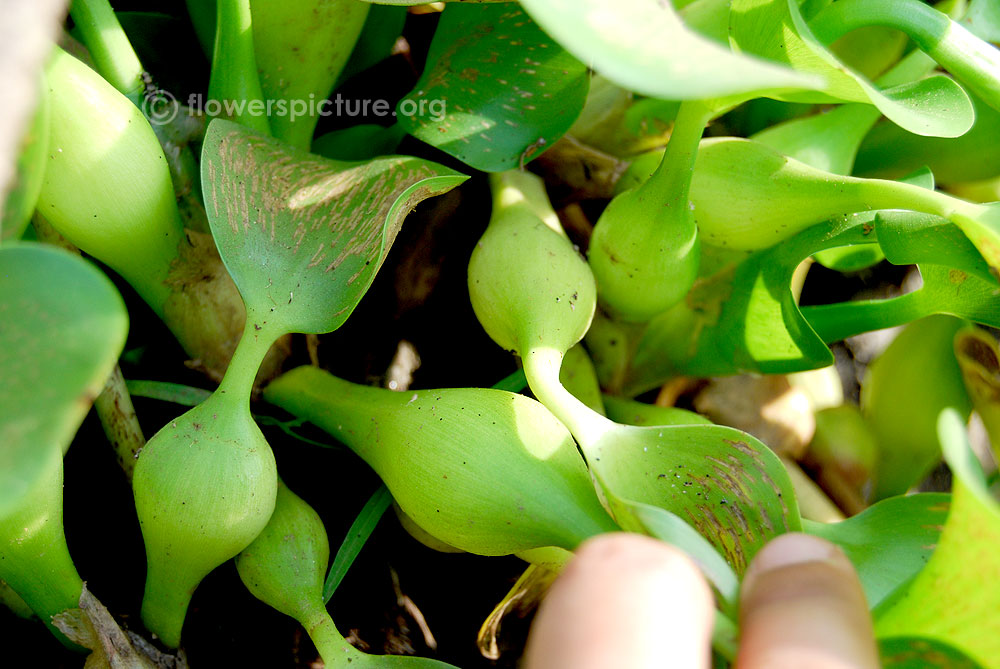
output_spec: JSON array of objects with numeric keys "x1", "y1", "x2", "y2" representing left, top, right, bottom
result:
[{"x1": 204, "y1": 123, "x2": 461, "y2": 331}]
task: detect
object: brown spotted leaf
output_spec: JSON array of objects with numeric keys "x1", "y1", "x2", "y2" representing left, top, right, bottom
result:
[
  {"x1": 397, "y1": 3, "x2": 588, "y2": 172},
  {"x1": 201, "y1": 119, "x2": 467, "y2": 335},
  {"x1": 589, "y1": 423, "x2": 801, "y2": 576}
]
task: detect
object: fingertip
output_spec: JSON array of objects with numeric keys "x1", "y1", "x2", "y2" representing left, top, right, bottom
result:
[
  {"x1": 524, "y1": 533, "x2": 714, "y2": 669},
  {"x1": 742, "y1": 532, "x2": 850, "y2": 588},
  {"x1": 738, "y1": 533, "x2": 879, "y2": 669}
]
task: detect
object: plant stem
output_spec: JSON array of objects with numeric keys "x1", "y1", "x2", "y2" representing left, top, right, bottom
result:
[
  {"x1": 69, "y1": 0, "x2": 145, "y2": 106},
  {"x1": 303, "y1": 607, "x2": 358, "y2": 667},
  {"x1": 215, "y1": 319, "x2": 281, "y2": 408},
  {"x1": 856, "y1": 178, "x2": 1000, "y2": 272},
  {"x1": 0, "y1": 447, "x2": 83, "y2": 648},
  {"x1": 643, "y1": 100, "x2": 713, "y2": 207},
  {"x1": 70, "y1": 0, "x2": 209, "y2": 233},
  {"x1": 210, "y1": 0, "x2": 272, "y2": 136},
  {"x1": 801, "y1": 292, "x2": 927, "y2": 343},
  {"x1": 489, "y1": 170, "x2": 562, "y2": 234},
  {"x1": 94, "y1": 365, "x2": 146, "y2": 481},
  {"x1": 521, "y1": 346, "x2": 616, "y2": 454}
]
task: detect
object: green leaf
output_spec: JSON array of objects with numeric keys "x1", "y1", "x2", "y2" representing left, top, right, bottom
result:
[
  {"x1": 397, "y1": 4, "x2": 589, "y2": 172},
  {"x1": 876, "y1": 211, "x2": 995, "y2": 284},
  {"x1": 880, "y1": 637, "x2": 985, "y2": 669},
  {"x1": 125, "y1": 379, "x2": 212, "y2": 406},
  {"x1": 829, "y1": 25, "x2": 908, "y2": 81},
  {"x1": 805, "y1": 493, "x2": 950, "y2": 608},
  {"x1": 729, "y1": 0, "x2": 974, "y2": 137},
  {"x1": 311, "y1": 123, "x2": 406, "y2": 162},
  {"x1": 855, "y1": 92, "x2": 1000, "y2": 184},
  {"x1": 860, "y1": 316, "x2": 972, "y2": 500},
  {"x1": 588, "y1": 423, "x2": 802, "y2": 576},
  {"x1": 803, "y1": 261, "x2": 1000, "y2": 346},
  {"x1": 807, "y1": 0, "x2": 1000, "y2": 115},
  {"x1": 874, "y1": 411, "x2": 1000, "y2": 669},
  {"x1": 620, "y1": 190, "x2": 1000, "y2": 394},
  {"x1": 517, "y1": 0, "x2": 820, "y2": 101},
  {"x1": 630, "y1": 215, "x2": 871, "y2": 384},
  {"x1": 491, "y1": 368, "x2": 528, "y2": 394},
  {"x1": 614, "y1": 499, "x2": 739, "y2": 614},
  {"x1": 0, "y1": 244, "x2": 127, "y2": 516},
  {"x1": 751, "y1": 103, "x2": 881, "y2": 176},
  {"x1": 602, "y1": 395, "x2": 711, "y2": 427},
  {"x1": 335, "y1": 5, "x2": 408, "y2": 86},
  {"x1": 323, "y1": 484, "x2": 391, "y2": 603},
  {"x1": 200, "y1": 118, "x2": 468, "y2": 336}
]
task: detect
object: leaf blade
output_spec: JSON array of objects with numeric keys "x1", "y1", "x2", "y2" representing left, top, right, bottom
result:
[{"x1": 201, "y1": 119, "x2": 468, "y2": 335}]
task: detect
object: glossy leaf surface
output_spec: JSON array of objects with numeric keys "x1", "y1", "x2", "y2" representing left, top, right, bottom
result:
[
  {"x1": 806, "y1": 493, "x2": 950, "y2": 608},
  {"x1": 398, "y1": 4, "x2": 588, "y2": 172},
  {"x1": 518, "y1": 0, "x2": 820, "y2": 100},
  {"x1": 729, "y1": 0, "x2": 974, "y2": 137},
  {"x1": 874, "y1": 412, "x2": 1000, "y2": 668}
]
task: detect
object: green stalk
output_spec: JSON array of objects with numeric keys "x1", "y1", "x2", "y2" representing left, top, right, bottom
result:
[
  {"x1": 302, "y1": 608, "x2": 358, "y2": 666},
  {"x1": 93, "y1": 352, "x2": 146, "y2": 482},
  {"x1": 0, "y1": 447, "x2": 82, "y2": 648},
  {"x1": 40, "y1": 48, "x2": 279, "y2": 381},
  {"x1": 802, "y1": 292, "x2": 927, "y2": 345},
  {"x1": 644, "y1": 101, "x2": 714, "y2": 207},
  {"x1": 214, "y1": 319, "x2": 280, "y2": 407},
  {"x1": 263, "y1": 367, "x2": 617, "y2": 557},
  {"x1": 688, "y1": 136, "x2": 1000, "y2": 277},
  {"x1": 490, "y1": 169, "x2": 564, "y2": 233},
  {"x1": 251, "y1": 0, "x2": 370, "y2": 149},
  {"x1": 587, "y1": 101, "x2": 709, "y2": 321},
  {"x1": 810, "y1": 0, "x2": 1000, "y2": 111},
  {"x1": 135, "y1": 322, "x2": 280, "y2": 647},
  {"x1": 40, "y1": 47, "x2": 181, "y2": 318},
  {"x1": 70, "y1": 0, "x2": 209, "y2": 233},
  {"x1": 854, "y1": 178, "x2": 1000, "y2": 274},
  {"x1": 210, "y1": 0, "x2": 271, "y2": 135},
  {"x1": 68, "y1": 0, "x2": 145, "y2": 106},
  {"x1": 521, "y1": 347, "x2": 616, "y2": 454}
]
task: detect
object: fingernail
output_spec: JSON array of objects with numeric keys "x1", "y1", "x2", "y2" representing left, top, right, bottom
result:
[{"x1": 747, "y1": 533, "x2": 843, "y2": 575}]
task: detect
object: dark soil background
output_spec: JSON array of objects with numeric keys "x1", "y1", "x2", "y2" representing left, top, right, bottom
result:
[{"x1": 0, "y1": 3, "x2": 917, "y2": 666}]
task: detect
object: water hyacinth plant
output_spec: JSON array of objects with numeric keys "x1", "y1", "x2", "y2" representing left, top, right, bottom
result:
[{"x1": 1, "y1": 0, "x2": 1000, "y2": 666}]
